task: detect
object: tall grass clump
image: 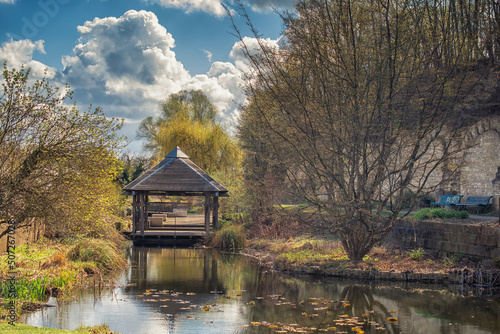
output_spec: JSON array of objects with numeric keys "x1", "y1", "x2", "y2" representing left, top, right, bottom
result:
[
  {"x1": 68, "y1": 238, "x2": 126, "y2": 271},
  {"x1": 209, "y1": 224, "x2": 247, "y2": 251},
  {"x1": 413, "y1": 208, "x2": 469, "y2": 220}
]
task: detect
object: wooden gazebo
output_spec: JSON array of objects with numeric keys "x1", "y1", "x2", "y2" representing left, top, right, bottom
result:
[{"x1": 122, "y1": 147, "x2": 228, "y2": 239}]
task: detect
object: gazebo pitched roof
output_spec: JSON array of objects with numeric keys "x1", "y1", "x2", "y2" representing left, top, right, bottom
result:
[{"x1": 122, "y1": 147, "x2": 228, "y2": 196}]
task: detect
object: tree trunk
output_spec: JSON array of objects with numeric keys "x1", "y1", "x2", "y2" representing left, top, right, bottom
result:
[{"x1": 339, "y1": 221, "x2": 376, "y2": 262}]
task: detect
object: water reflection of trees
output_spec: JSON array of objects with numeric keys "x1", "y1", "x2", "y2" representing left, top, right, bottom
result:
[
  {"x1": 244, "y1": 274, "x2": 499, "y2": 334},
  {"x1": 125, "y1": 248, "x2": 498, "y2": 333},
  {"x1": 373, "y1": 285, "x2": 500, "y2": 333},
  {"x1": 244, "y1": 277, "x2": 400, "y2": 333}
]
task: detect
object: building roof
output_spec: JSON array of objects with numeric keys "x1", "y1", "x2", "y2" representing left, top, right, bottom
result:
[{"x1": 122, "y1": 147, "x2": 228, "y2": 196}]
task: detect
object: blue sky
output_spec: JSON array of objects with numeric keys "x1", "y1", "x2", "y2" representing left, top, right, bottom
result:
[{"x1": 0, "y1": 0, "x2": 290, "y2": 153}]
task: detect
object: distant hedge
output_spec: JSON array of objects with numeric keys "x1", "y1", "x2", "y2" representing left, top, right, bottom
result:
[{"x1": 413, "y1": 208, "x2": 469, "y2": 220}]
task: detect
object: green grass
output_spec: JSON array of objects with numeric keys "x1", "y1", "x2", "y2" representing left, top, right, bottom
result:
[
  {"x1": 268, "y1": 236, "x2": 351, "y2": 266},
  {"x1": 0, "y1": 238, "x2": 126, "y2": 318},
  {"x1": 276, "y1": 249, "x2": 349, "y2": 265},
  {"x1": 0, "y1": 243, "x2": 78, "y2": 305},
  {"x1": 413, "y1": 208, "x2": 469, "y2": 220},
  {"x1": 0, "y1": 323, "x2": 118, "y2": 333},
  {"x1": 0, "y1": 277, "x2": 67, "y2": 303},
  {"x1": 408, "y1": 248, "x2": 425, "y2": 260}
]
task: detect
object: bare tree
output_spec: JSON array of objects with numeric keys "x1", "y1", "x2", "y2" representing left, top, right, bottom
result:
[{"x1": 235, "y1": 0, "x2": 497, "y2": 261}]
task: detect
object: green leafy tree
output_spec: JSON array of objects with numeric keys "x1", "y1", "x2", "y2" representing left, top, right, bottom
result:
[
  {"x1": 117, "y1": 154, "x2": 148, "y2": 186},
  {"x1": 138, "y1": 89, "x2": 239, "y2": 172},
  {"x1": 234, "y1": 0, "x2": 497, "y2": 261},
  {"x1": 0, "y1": 63, "x2": 125, "y2": 240},
  {"x1": 45, "y1": 150, "x2": 125, "y2": 239}
]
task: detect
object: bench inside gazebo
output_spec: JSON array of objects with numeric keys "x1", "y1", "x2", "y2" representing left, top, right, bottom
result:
[{"x1": 122, "y1": 147, "x2": 228, "y2": 241}]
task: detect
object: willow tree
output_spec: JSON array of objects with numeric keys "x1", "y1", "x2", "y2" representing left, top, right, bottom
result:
[
  {"x1": 235, "y1": 0, "x2": 496, "y2": 261},
  {"x1": 138, "y1": 89, "x2": 239, "y2": 172}
]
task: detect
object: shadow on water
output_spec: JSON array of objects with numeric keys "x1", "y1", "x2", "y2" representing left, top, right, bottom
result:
[{"x1": 23, "y1": 247, "x2": 499, "y2": 334}]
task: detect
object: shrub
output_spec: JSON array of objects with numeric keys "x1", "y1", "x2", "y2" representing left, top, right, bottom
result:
[
  {"x1": 209, "y1": 224, "x2": 247, "y2": 251},
  {"x1": 68, "y1": 238, "x2": 126, "y2": 271},
  {"x1": 409, "y1": 248, "x2": 425, "y2": 260},
  {"x1": 413, "y1": 208, "x2": 469, "y2": 220}
]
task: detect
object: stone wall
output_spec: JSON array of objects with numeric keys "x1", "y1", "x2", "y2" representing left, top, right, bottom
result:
[
  {"x1": 384, "y1": 220, "x2": 500, "y2": 260},
  {"x1": 429, "y1": 116, "x2": 500, "y2": 211},
  {"x1": 460, "y1": 117, "x2": 500, "y2": 211}
]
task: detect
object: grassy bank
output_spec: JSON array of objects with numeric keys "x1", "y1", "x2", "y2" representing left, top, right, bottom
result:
[
  {"x1": 0, "y1": 238, "x2": 127, "y2": 320},
  {"x1": 0, "y1": 323, "x2": 118, "y2": 333},
  {"x1": 246, "y1": 234, "x2": 499, "y2": 277}
]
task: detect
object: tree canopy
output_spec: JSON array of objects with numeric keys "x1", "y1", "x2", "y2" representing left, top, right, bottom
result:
[
  {"x1": 0, "y1": 63, "x2": 125, "y2": 239},
  {"x1": 235, "y1": 0, "x2": 498, "y2": 261},
  {"x1": 138, "y1": 89, "x2": 240, "y2": 172}
]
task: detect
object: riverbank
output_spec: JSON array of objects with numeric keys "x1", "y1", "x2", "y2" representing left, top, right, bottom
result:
[
  {"x1": 0, "y1": 323, "x2": 117, "y2": 333},
  {"x1": 0, "y1": 238, "x2": 127, "y2": 322},
  {"x1": 244, "y1": 226, "x2": 500, "y2": 287}
]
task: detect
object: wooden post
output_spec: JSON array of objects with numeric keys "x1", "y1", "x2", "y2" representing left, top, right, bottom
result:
[
  {"x1": 132, "y1": 194, "x2": 138, "y2": 234},
  {"x1": 139, "y1": 192, "x2": 145, "y2": 236},
  {"x1": 144, "y1": 191, "x2": 149, "y2": 231},
  {"x1": 213, "y1": 196, "x2": 219, "y2": 230},
  {"x1": 204, "y1": 193, "x2": 211, "y2": 233}
]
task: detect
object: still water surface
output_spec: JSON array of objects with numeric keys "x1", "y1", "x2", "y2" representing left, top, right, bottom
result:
[{"x1": 24, "y1": 247, "x2": 499, "y2": 333}]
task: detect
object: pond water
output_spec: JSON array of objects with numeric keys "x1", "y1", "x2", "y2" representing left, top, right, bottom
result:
[{"x1": 24, "y1": 247, "x2": 500, "y2": 334}]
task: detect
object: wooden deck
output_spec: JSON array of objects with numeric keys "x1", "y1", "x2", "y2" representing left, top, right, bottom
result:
[{"x1": 124, "y1": 214, "x2": 208, "y2": 245}]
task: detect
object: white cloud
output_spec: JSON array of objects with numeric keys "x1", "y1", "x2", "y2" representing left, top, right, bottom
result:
[
  {"x1": 0, "y1": 0, "x2": 16, "y2": 4},
  {"x1": 62, "y1": 10, "x2": 191, "y2": 109},
  {"x1": 185, "y1": 36, "x2": 281, "y2": 127},
  {"x1": 186, "y1": 61, "x2": 245, "y2": 125},
  {"x1": 59, "y1": 10, "x2": 250, "y2": 142},
  {"x1": 229, "y1": 36, "x2": 280, "y2": 72},
  {"x1": 0, "y1": 10, "x2": 281, "y2": 152},
  {"x1": 203, "y1": 49, "x2": 213, "y2": 62},
  {"x1": 0, "y1": 39, "x2": 57, "y2": 79},
  {"x1": 145, "y1": 0, "x2": 226, "y2": 16}
]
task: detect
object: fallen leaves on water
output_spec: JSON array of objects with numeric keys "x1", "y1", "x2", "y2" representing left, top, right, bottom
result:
[
  {"x1": 137, "y1": 289, "x2": 398, "y2": 333},
  {"x1": 243, "y1": 295, "x2": 398, "y2": 334}
]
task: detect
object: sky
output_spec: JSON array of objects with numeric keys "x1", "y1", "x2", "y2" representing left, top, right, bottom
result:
[{"x1": 0, "y1": 0, "x2": 292, "y2": 153}]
